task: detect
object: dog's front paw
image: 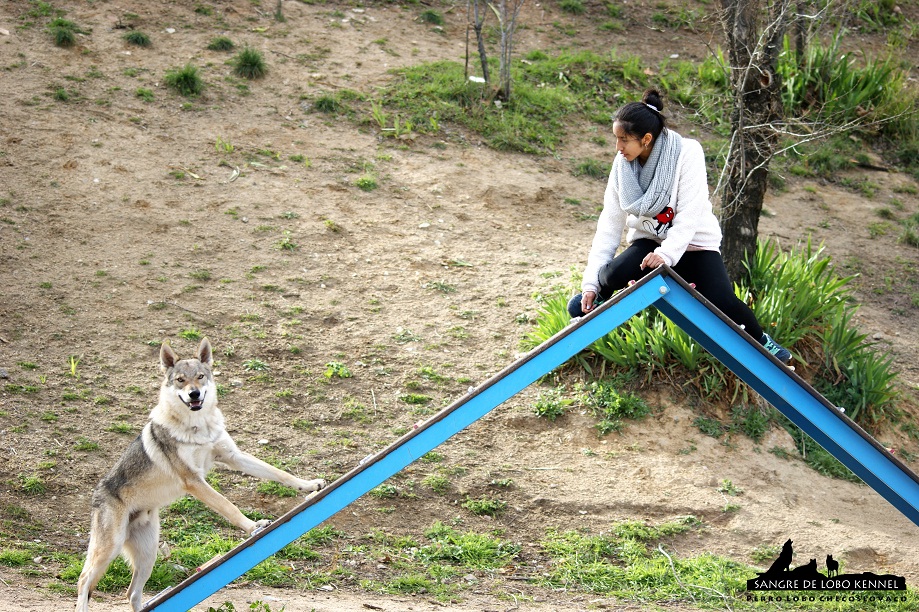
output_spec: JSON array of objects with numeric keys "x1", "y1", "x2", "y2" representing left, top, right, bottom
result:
[
  {"x1": 249, "y1": 519, "x2": 272, "y2": 537},
  {"x1": 299, "y1": 478, "x2": 326, "y2": 493}
]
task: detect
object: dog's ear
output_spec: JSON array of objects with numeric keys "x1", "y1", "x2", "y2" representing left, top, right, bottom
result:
[
  {"x1": 160, "y1": 342, "x2": 179, "y2": 371},
  {"x1": 196, "y1": 338, "x2": 213, "y2": 367}
]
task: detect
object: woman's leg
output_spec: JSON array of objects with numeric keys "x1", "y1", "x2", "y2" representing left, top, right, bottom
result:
[
  {"x1": 671, "y1": 251, "x2": 764, "y2": 339},
  {"x1": 596, "y1": 239, "x2": 659, "y2": 300},
  {"x1": 569, "y1": 240, "x2": 659, "y2": 317}
]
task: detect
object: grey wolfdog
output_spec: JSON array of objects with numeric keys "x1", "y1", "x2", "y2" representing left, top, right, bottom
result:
[{"x1": 75, "y1": 338, "x2": 326, "y2": 612}]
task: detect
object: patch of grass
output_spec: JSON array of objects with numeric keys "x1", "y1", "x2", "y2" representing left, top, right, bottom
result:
[
  {"x1": 207, "y1": 36, "x2": 236, "y2": 51},
  {"x1": 717, "y1": 479, "x2": 743, "y2": 496},
  {"x1": 694, "y1": 416, "x2": 725, "y2": 438},
  {"x1": 461, "y1": 496, "x2": 506, "y2": 517},
  {"x1": 573, "y1": 158, "x2": 609, "y2": 180},
  {"x1": 313, "y1": 94, "x2": 343, "y2": 113},
  {"x1": 419, "y1": 10, "x2": 444, "y2": 25},
  {"x1": 424, "y1": 280, "x2": 456, "y2": 293},
  {"x1": 415, "y1": 522, "x2": 520, "y2": 572},
  {"x1": 49, "y1": 18, "x2": 80, "y2": 48},
  {"x1": 559, "y1": 0, "x2": 586, "y2": 15},
  {"x1": 233, "y1": 47, "x2": 267, "y2": 80},
  {"x1": 74, "y1": 437, "x2": 99, "y2": 452},
  {"x1": 123, "y1": 31, "x2": 151, "y2": 47},
  {"x1": 243, "y1": 358, "x2": 269, "y2": 371},
  {"x1": 370, "y1": 483, "x2": 399, "y2": 499},
  {"x1": 19, "y1": 475, "x2": 46, "y2": 496},
  {"x1": 164, "y1": 64, "x2": 204, "y2": 97},
  {"x1": 0, "y1": 549, "x2": 32, "y2": 567},
  {"x1": 257, "y1": 481, "x2": 298, "y2": 497},
  {"x1": 355, "y1": 175, "x2": 378, "y2": 191},
  {"x1": 275, "y1": 231, "x2": 297, "y2": 251},
  {"x1": 422, "y1": 473, "x2": 450, "y2": 494},
  {"x1": 581, "y1": 380, "x2": 650, "y2": 436},
  {"x1": 135, "y1": 87, "x2": 154, "y2": 102},
  {"x1": 400, "y1": 393, "x2": 432, "y2": 405},
  {"x1": 107, "y1": 422, "x2": 134, "y2": 434},
  {"x1": 324, "y1": 361, "x2": 352, "y2": 379},
  {"x1": 52, "y1": 87, "x2": 72, "y2": 102},
  {"x1": 533, "y1": 386, "x2": 572, "y2": 421},
  {"x1": 178, "y1": 327, "x2": 203, "y2": 340}
]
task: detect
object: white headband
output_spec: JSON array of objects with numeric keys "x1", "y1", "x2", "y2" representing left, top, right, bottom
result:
[{"x1": 645, "y1": 103, "x2": 659, "y2": 112}]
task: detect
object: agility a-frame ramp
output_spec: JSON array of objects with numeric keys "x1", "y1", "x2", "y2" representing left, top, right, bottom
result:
[{"x1": 141, "y1": 266, "x2": 919, "y2": 612}]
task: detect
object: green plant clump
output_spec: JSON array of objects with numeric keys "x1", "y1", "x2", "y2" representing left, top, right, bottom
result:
[
  {"x1": 49, "y1": 18, "x2": 80, "y2": 47},
  {"x1": 207, "y1": 36, "x2": 235, "y2": 51},
  {"x1": 233, "y1": 47, "x2": 267, "y2": 80},
  {"x1": 123, "y1": 31, "x2": 151, "y2": 47},
  {"x1": 164, "y1": 64, "x2": 204, "y2": 97}
]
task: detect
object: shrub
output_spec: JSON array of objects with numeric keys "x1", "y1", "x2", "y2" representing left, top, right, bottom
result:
[
  {"x1": 313, "y1": 95, "x2": 342, "y2": 113},
  {"x1": 164, "y1": 64, "x2": 204, "y2": 97},
  {"x1": 533, "y1": 387, "x2": 572, "y2": 421},
  {"x1": 559, "y1": 0, "x2": 586, "y2": 15},
  {"x1": 233, "y1": 47, "x2": 267, "y2": 80},
  {"x1": 49, "y1": 18, "x2": 80, "y2": 47},
  {"x1": 207, "y1": 36, "x2": 235, "y2": 51},
  {"x1": 419, "y1": 10, "x2": 444, "y2": 25},
  {"x1": 123, "y1": 31, "x2": 151, "y2": 47}
]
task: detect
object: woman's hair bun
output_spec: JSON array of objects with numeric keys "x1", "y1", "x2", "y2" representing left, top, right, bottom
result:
[{"x1": 642, "y1": 89, "x2": 664, "y2": 113}]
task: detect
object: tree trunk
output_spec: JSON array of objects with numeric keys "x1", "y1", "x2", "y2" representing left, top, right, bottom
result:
[
  {"x1": 495, "y1": 0, "x2": 525, "y2": 101},
  {"x1": 718, "y1": 0, "x2": 792, "y2": 282},
  {"x1": 467, "y1": 0, "x2": 490, "y2": 85}
]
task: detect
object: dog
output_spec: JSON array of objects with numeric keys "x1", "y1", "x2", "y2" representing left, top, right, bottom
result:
[
  {"x1": 75, "y1": 338, "x2": 326, "y2": 612},
  {"x1": 826, "y1": 554, "x2": 839, "y2": 577},
  {"x1": 762, "y1": 539, "x2": 794, "y2": 575}
]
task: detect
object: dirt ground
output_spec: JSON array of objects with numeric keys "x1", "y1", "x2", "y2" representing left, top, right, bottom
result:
[{"x1": 1, "y1": 1, "x2": 919, "y2": 611}]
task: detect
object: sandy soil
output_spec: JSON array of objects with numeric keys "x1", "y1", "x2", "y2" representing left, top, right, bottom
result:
[{"x1": 1, "y1": 1, "x2": 918, "y2": 611}]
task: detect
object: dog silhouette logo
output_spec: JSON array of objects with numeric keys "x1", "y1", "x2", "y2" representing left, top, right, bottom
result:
[{"x1": 747, "y1": 539, "x2": 906, "y2": 592}]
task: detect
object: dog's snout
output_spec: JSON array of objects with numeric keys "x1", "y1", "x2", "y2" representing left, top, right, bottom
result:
[{"x1": 189, "y1": 389, "x2": 201, "y2": 400}]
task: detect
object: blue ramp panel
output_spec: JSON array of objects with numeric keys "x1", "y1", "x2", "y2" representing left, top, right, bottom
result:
[
  {"x1": 140, "y1": 278, "x2": 666, "y2": 612},
  {"x1": 140, "y1": 267, "x2": 919, "y2": 612}
]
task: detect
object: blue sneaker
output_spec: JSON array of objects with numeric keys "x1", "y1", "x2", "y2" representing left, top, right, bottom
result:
[{"x1": 762, "y1": 333, "x2": 792, "y2": 364}]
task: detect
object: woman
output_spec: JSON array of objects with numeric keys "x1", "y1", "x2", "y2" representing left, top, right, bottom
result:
[{"x1": 569, "y1": 89, "x2": 791, "y2": 363}]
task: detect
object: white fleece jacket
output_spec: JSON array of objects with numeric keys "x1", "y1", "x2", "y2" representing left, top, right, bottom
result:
[{"x1": 581, "y1": 133, "x2": 722, "y2": 295}]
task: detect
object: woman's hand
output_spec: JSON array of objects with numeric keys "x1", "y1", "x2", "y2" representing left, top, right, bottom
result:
[
  {"x1": 640, "y1": 252, "x2": 665, "y2": 270},
  {"x1": 581, "y1": 291, "x2": 598, "y2": 312}
]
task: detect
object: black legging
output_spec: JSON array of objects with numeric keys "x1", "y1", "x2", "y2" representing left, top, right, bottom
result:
[{"x1": 591, "y1": 239, "x2": 764, "y2": 338}]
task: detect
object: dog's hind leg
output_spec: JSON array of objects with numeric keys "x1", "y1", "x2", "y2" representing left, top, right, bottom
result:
[
  {"x1": 123, "y1": 509, "x2": 160, "y2": 612},
  {"x1": 76, "y1": 509, "x2": 129, "y2": 612}
]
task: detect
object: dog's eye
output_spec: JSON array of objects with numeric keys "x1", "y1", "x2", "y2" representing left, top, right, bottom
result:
[
  {"x1": 176, "y1": 377, "x2": 185, "y2": 384},
  {"x1": 198, "y1": 374, "x2": 205, "y2": 380}
]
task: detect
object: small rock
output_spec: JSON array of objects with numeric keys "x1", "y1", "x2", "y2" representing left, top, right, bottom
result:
[
  {"x1": 165, "y1": 28, "x2": 176, "y2": 34},
  {"x1": 0, "y1": 369, "x2": 9, "y2": 379},
  {"x1": 258, "y1": 439, "x2": 269, "y2": 445}
]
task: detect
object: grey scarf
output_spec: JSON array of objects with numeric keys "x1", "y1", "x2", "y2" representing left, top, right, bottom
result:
[{"x1": 612, "y1": 129, "x2": 682, "y2": 218}]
